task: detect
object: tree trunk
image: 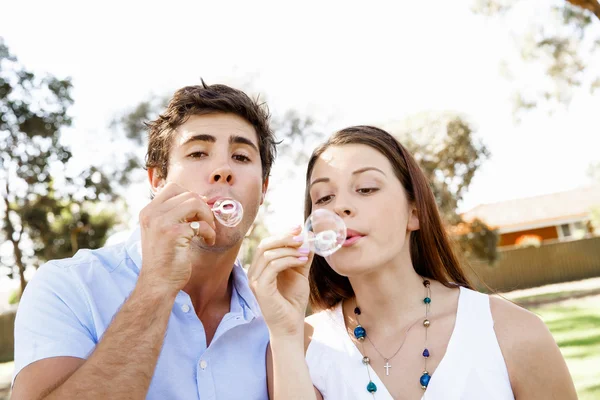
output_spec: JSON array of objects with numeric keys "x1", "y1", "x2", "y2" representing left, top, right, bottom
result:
[
  {"x1": 12, "y1": 236, "x2": 27, "y2": 295},
  {"x1": 2, "y1": 184, "x2": 27, "y2": 294}
]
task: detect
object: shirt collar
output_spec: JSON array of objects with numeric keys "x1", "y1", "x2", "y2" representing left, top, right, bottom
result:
[{"x1": 124, "y1": 226, "x2": 262, "y2": 320}]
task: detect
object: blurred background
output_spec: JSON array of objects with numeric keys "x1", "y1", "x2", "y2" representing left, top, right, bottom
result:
[{"x1": 1, "y1": 0, "x2": 599, "y2": 398}]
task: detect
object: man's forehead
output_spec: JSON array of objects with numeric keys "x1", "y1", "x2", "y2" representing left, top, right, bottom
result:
[{"x1": 174, "y1": 114, "x2": 258, "y2": 146}]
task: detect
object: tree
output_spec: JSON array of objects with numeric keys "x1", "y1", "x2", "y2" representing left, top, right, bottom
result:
[
  {"x1": 108, "y1": 95, "x2": 168, "y2": 186},
  {"x1": 473, "y1": 0, "x2": 600, "y2": 120},
  {"x1": 588, "y1": 161, "x2": 600, "y2": 181},
  {"x1": 387, "y1": 111, "x2": 499, "y2": 263},
  {"x1": 271, "y1": 109, "x2": 322, "y2": 176},
  {"x1": 0, "y1": 38, "x2": 123, "y2": 294}
]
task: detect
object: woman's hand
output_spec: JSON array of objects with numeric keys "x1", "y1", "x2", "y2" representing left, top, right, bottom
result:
[{"x1": 248, "y1": 226, "x2": 313, "y2": 338}]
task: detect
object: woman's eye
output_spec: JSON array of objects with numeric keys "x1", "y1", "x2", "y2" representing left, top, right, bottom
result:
[
  {"x1": 315, "y1": 195, "x2": 334, "y2": 205},
  {"x1": 357, "y1": 188, "x2": 379, "y2": 195}
]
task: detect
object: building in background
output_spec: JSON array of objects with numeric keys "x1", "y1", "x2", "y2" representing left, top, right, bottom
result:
[{"x1": 462, "y1": 185, "x2": 600, "y2": 249}]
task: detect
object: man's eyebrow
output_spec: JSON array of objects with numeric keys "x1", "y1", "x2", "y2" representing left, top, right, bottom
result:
[
  {"x1": 230, "y1": 135, "x2": 259, "y2": 153},
  {"x1": 181, "y1": 134, "x2": 259, "y2": 154},
  {"x1": 181, "y1": 134, "x2": 216, "y2": 146}
]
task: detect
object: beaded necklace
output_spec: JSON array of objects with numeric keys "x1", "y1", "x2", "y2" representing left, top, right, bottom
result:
[{"x1": 352, "y1": 279, "x2": 432, "y2": 395}]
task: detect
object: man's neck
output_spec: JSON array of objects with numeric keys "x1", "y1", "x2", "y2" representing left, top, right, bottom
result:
[{"x1": 183, "y1": 245, "x2": 241, "y2": 318}]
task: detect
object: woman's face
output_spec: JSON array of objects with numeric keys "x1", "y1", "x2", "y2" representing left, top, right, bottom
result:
[{"x1": 308, "y1": 144, "x2": 420, "y2": 277}]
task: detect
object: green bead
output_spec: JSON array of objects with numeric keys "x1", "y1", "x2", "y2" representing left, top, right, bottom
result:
[
  {"x1": 367, "y1": 381, "x2": 377, "y2": 393},
  {"x1": 424, "y1": 297, "x2": 431, "y2": 304}
]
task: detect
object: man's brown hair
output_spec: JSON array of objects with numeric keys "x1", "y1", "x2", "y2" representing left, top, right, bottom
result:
[{"x1": 145, "y1": 80, "x2": 276, "y2": 182}]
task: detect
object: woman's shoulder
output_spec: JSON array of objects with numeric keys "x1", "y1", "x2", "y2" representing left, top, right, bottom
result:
[
  {"x1": 487, "y1": 294, "x2": 555, "y2": 360},
  {"x1": 489, "y1": 294, "x2": 550, "y2": 348},
  {"x1": 305, "y1": 306, "x2": 337, "y2": 326},
  {"x1": 304, "y1": 304, "x2": 343, "y2": 352},
  {"x1": 489, "y1": 294, "x2": 577, "y2": 398}
]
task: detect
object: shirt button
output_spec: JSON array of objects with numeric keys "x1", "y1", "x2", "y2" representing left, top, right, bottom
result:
[
  {"x1": 200, "y1": 360, "x2": 208, "y2": 370},
  {"x1": 181, "y1": 304, "x2": 190, "y2": 313}
]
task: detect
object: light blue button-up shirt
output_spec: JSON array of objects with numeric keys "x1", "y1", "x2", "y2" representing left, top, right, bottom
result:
[{"x1": 14, "y1": 228, "x2": 270, "y2": 399}]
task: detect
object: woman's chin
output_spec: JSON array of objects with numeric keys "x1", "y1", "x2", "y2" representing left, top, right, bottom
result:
[{"x1": 328, "y1": 258, "x2": 369, "y2": 278}]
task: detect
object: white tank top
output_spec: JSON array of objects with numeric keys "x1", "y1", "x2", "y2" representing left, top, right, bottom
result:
[{"x1": 305, "y1": 286, "x2": 515, "y2": 399}]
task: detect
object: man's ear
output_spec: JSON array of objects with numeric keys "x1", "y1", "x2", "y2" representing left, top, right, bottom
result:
[
  {"x1": 148, "y1": 167, "x2": 165, "y2": 195},
  {"x1": 407, "y1": 205, "x2": 420, "y2": 232},
  {"x1": 260, "y1": 177, "x2": 269, "y2": 205}
]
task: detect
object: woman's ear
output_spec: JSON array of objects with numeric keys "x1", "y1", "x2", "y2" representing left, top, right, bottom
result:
[{"x1": 407, "y1": 205, "x2": 420, "y2": 232}]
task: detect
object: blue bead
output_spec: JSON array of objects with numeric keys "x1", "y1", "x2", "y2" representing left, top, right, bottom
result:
[
  {"x1": 424, "y1": 297, "x2": 431, "y2": 304},
  {"x1": 367, "y1": 381, "x2": 377, "y2": 393},
  {"x1": 354, "y1": 325, "x2": 366, "y2": 340},
  {"x1": 420, "y1": 372, "x2": 431, "y2": 388},
  {"x1": 423, "y1": 348, "x2": 430, "y2": 358}
]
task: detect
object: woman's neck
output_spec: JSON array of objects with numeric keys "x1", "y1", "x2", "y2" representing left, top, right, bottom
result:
[{"x1": 346, "y1": 253, "x2": 427, "y2": 335}]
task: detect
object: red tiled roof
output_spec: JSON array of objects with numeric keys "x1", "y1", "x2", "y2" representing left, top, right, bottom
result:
[{"x1": 461, "y1": 185, "x2": 600, "y2": 230}]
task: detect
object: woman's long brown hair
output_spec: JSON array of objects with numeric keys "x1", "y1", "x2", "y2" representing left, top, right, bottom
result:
[{"x1": 305, "y1": 126, "x2": 473, "y2": 311}]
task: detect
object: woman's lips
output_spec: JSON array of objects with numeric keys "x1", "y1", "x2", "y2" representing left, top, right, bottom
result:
[{"x1": 343, "y1": 235, "x2": 363, "y2": 247}]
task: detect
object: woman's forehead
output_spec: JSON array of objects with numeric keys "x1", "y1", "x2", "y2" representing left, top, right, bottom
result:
[{"x1": 313, "y1": 144, "x2": 390, "y2": 175}]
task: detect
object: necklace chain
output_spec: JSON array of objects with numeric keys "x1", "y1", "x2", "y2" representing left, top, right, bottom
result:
[
  {"x1": 351, "y1": 278, "x2": 433, "y2": 397},
  {"x1": 355, "y1": 309, "x2": 422, "y2": 363}
]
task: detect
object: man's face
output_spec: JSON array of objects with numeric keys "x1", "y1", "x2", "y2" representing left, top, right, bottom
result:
[{"x1": 149, "y1": 113, "x2": 268, "y2": 250}]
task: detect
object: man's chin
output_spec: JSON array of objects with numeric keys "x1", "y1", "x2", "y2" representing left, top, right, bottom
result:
[{"x1": 192, "y1": 233, "x2": 244, "y2": 253}]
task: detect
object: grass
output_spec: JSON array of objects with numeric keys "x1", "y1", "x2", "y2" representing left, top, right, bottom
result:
[
  {"x1": 531, "y1": 296, "x2": 600, "y2": 400},
  {"x1": 511, "y1": 287, "x2": 600, "y2": 308}
]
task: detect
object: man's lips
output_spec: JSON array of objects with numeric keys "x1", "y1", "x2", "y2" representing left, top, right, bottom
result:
[{"x1": 206, "y1": 196, "x2": 229, "y2": 208}]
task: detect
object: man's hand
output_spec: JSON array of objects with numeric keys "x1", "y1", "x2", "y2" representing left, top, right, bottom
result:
[{"x1": 138, "y1": 182, "x2": 217, "y2": 294}]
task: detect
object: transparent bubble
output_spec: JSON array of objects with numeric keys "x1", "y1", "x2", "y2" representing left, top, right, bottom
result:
[
  {"x1": 303, "y1": 209, "x2": 347, "y2": 257},
  {"x1": 212, "y1": 198, "x2": 243, "y2": 227}
]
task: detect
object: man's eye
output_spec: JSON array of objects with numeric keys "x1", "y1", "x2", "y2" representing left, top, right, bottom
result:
[{"x1": 233, "y1": 154, "x2": 251, "y2": 162}]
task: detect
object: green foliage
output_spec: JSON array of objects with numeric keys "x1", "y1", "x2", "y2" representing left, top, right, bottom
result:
[
  {"x1": 7, "y1": 289, "x2": 20, "y2": 305},
  {"x1": 388, "y1": 111, "x2": 498, "y2": 263},
  {"x1": 473, "y1": 0, "x2": 600, "y2": 120},
  {"x1": 0, "y1": 38, "x2": 124, "y2": 294}
]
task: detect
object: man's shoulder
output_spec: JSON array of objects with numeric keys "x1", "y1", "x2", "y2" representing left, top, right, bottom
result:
[
  {"x1": 46, "y1": 240, "x2": 129, "y2": 273},
  {"x1": 18, "y1": 239, "x2": 136, "y2": 328},
  {"x1": 31, "y1": 240, "x2": 133, "y2": 293}
]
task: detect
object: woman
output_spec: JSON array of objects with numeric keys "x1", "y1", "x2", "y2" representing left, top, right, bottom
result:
[{"x1": 248, "y1": 126, "x2": 577, "y2": 399}]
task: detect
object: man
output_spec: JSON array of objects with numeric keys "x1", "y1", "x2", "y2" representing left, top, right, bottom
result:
[{"x1": 12, "y1": 81, "x2": 277, "y2": 399}]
